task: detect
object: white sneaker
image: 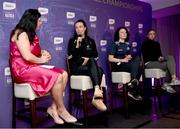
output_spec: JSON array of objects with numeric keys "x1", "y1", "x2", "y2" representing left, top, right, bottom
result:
[
  {"x1": 169, "y1": 79, "x2": 180, "y2": 85},
  {"x1": 128, "y1": 92, "x2": 142, "y2": 101},
  {"x1": 166, "y1": 86, "x2": 176, "y2": 93},
  {"x1": 161, "y1": 83, "x2": 169, "y2": 90},
  {"x1": 161, "y1": 83, "x2": 176, "y2": 93}
]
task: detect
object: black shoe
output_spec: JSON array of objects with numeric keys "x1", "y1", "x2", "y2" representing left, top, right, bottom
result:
[
  {"x1": 127, "y1": 82, "x2": 134, "y2": 89},
  {"x1": 131, "y1": 78, "x2": 139, "y2": 86},
  {"x1": 128, "y1": 79, "x2": 139, "y2": 89},
  {"x1": 128, "y1": 91, "x2": 142, "y2": 101}
]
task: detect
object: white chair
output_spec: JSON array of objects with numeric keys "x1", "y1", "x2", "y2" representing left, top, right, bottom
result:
[
  {"x1": 12, "y1": 82, "x2": 50, "y2": 128},
  {"x1": 110, "y1": 71, "x2": 131, "y2": 117},
  {"x1": 70, "y1": 74, "x2": 106, "y2": 91},
  {"x1": 69, "y1": 74, "x2": 107, "y2": 125},
  {"x1": 144, "y1": 68, "x2": 166, "y2": 104},
  {"x1": 67, "y1": 58, "x2": 107, "y2": 125},
  {"x1": 14, "y1": 83, "x2": 39, "y2": 100},
  {"x1": 145, "y1": 69, "x2": 166, "y2": 79}
]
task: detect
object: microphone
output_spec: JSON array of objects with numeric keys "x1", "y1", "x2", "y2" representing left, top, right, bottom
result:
[
  {"x1": 77, "y1": 34, "x2": 82, "y2": 44},
  {"x1": 77, "y1": 34, "x2": 82, "y2": 37}
]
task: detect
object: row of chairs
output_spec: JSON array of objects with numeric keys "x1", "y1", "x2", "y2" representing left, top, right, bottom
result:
[{"x1": 11, "y1": 60, "x2": 166, "y2": 127}]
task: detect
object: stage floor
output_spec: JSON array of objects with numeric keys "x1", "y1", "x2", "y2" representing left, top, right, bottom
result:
[{"x1": 52, "y1": 90, "x2": 180, "y2": 128}]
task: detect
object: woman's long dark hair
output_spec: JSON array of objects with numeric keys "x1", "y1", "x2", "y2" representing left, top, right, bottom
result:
[
  {"x1": 73, "y1": 19, "x2": 88, "y2": 38},
  {"x1": 114, "y1": 26, "x2": 129, "y2": 42},
  {"x1": 10, "y1": 9, "x2": 41, "y2": 43}
]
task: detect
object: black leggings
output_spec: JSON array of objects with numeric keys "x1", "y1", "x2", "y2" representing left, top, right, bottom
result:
[{"x1": 72, "y1": 58, "x2": 103, "y2": 87}]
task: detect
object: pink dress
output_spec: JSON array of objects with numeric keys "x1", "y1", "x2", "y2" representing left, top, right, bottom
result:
[{"x1": 10, "y1": 36, "x2": 64, "y2": 96}]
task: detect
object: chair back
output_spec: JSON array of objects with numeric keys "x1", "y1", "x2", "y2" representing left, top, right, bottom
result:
[
  {"x1": 108, "y1": 61, "x2": 113, "y2": 72},
  {"x1": 9, "y1": 59, "x2": 16, "y2": 98},
  {"x1": 66, "y1": 55, "x2": 72, "y2": 75}
]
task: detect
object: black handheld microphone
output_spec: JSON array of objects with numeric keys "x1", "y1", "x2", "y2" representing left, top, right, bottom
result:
[
  {"x1": 77, "y1": 34, "x2": 82, "y2": 37},
  {"x1": 77, "y1": 34, "x2": 82, "y2": 44}
]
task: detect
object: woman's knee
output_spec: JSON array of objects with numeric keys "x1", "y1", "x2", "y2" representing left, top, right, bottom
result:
[
  {"x1": 56, "y1": 74, "x2": 63, "y2": 84},
  {"x1": 98, "y1": 67, "x2": 103, "y2": 76},
  {"x1": 62, "y1": 71, "x2": 68, "y2": 80},
  {"x1": 166, "y1": 55, "x2": 174, "y2": 60},
  {"x1": 88, "y1": 58, "x2": 96, "y2": 65}
]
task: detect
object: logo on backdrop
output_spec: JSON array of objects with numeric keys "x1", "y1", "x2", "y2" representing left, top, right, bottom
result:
[
  {"x1": 4, "y1": 67, "x2": 10, "y2": 76},
  {"x1": 125, "y1": 21, "x2": 130, "y2": 26},
  {"x1": 3, "y1": 2, "x2": 16, "y2": 19},
  {"x1": 108, "y1": 18, "x2": 115, "y2": 30},
  {"x1": 89, "y1": 15, "x2": 97, "y2": 28},
  {"x1": 53, "y1": 37, "x2": 63, "y2": 51},
  {"x1": 132, "y1": 42, "x2": 137, "y2": 48},
  {"x1": 138, "y1": 23, "x2": 143, "y2": 33},
  {"x1": 54, "y1": 37, "x2": 63, "y2": 44},
  {"x1": 3, "y1": 1, "x2": 16, "y2": 10},
  {"x1": 100, "y1": 40, "x2": 107, "y2": 52},
  {"x1": 66, "y1": 12, "x2": 75, "y2": 25},
  {"x1": 124, "y1": 21, "x2": 131, "y2": 32},
  {"x1": 132, "y1": 42, "x2": 137, "y2": 53},
  {"x1": 125, "y1": 21, "x2": 131, "y2": 31},
  {"x1": 38, "y1": 7, "x2": 48, "y2": 22},
  {"x1": 4, "y1": 67, "x2": 12, "y2": 84}
]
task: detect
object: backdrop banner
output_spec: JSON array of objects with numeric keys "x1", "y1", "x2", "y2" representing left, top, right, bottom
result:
[{"x1": 0, "y1": 0, "x2": 151, "y2": 127}]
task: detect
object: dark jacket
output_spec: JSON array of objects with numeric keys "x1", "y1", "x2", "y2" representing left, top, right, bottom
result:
[
  {"x1": 68, "y1": 36, "x2": 98, "y2": 73},
  {"x1": 141, "y1": 39, "x2": 162, "y2": 63}
]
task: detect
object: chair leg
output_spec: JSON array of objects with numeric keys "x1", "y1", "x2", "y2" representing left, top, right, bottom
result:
[
  {"x1": 139, "y1": 81, "x2": 146, "y2": 113},
  {"x1": 123, "y1": 84, "x2": 129, "y2": 118},
  {"x1": 110, "y1": 83, "x2": 113, "y2": 112},
  {"x1": 157, "y1": 79, "x2": 162, "y2": 110},
  {"x1": 82, "y1": 91, "x2": 88, "y2": 126},
  {"x1": 140, "y1": 81, "x2": 144, "y2": 100},
  {"x1": 12, "y1": 96, "x2": 16, "y2": 128},
  {"x1": 30, "y1": 100, "x2": 36, "y2": 128},
  {"x1": 153, "y1": 79, "x2": 157, "y2": 102},
  {"x1": 102, "y1": 87, "x2": 107, "y2": 106},
  {"x1": 69, "y1": 88, "x2": 72, "y2": 114}
]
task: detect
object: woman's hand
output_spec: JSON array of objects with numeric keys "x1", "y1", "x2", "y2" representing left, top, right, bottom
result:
[
  {"x1": 41, "y1": 50, "x2": 51, "y2": 63},
  {"x1": 158, "y1": 56, "x2": 165, "y2": 62},
  {"x1": 121, "y1": 58, "x2": 129, "y2": 63},
  {"x1": 125, "y1": 54, "x2": 132, "y2": 61},
  {"x1": 82, "y1": 57, "x2": 89, "y2": 65},
  {"x1": 41, "y1": 50, "x2": 51, "y2": 57},
  {"x1": 76, "y1": 37, "x2": 83, "y2": 48},
  {"x1": 40, "y1": 54, "x2": 51, "y2": 63}
]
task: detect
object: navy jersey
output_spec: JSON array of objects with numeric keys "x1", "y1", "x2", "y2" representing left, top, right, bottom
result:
[{"x1": 109, "y1": 41, "x2": 131, "y2": 59}]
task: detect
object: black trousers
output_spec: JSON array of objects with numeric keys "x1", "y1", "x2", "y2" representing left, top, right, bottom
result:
[
  {"x1": 72, "y1": 58, "x2": 103, "y2": 87},
  {"x1": 112, "y1": 56, "x2": 142, "y2": 94},
  {"x1": 112, "y1": 56, "x2": 141, "y2": 80}
]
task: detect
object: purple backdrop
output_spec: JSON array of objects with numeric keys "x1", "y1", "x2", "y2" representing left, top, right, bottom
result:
[
  {"x1": 0, "y1": 0, "x2": 151, "y2": 127},
  {"x1": 154, "y1": 14, "x2": 180, "y2": 76}
]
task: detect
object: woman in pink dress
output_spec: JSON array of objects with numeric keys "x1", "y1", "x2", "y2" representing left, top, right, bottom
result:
[{"x1": 9, "y1": 9, "x2": 77, "y2": 124}]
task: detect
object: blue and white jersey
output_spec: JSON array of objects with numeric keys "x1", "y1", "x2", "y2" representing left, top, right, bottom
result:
[{"x1": 109, "y1": 41, "x2": 131, "y2": 59}]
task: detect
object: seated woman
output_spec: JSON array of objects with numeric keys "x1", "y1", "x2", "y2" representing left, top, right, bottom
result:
[
  {"x1": 141, "y1": 29, "x2": 180, "y2": 93},
  {"x1": 67, "y1": 19, "x2": 107, "y2": 111},
  {"x1": 9, "y1": 9, "x2": 77, "y2": 124},
  {"x1": 108, "y1": 26, "x2": 142, "y2": 101}
]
